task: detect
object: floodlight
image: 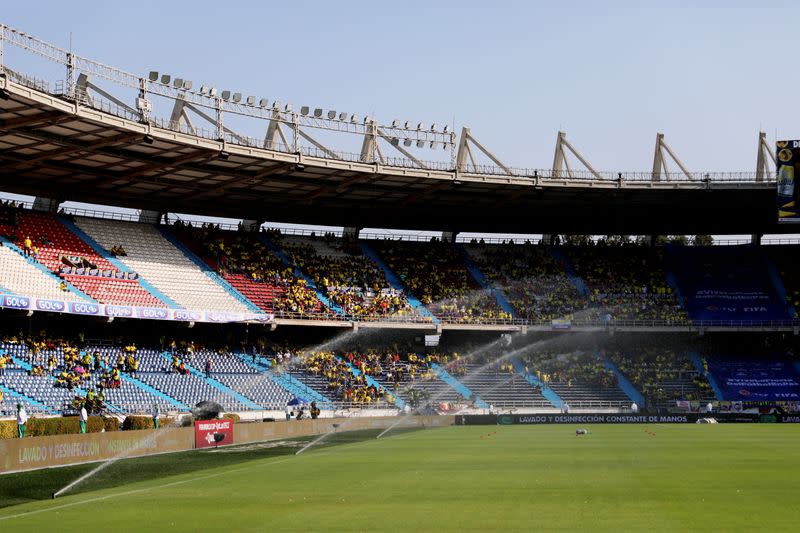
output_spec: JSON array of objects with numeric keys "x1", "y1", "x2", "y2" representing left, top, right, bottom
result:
[
  {"x1": 200, "y1": 85, "x2": 209, "y2": 94},
  {"x1": 183, "y1": 80, "x2": 193, "y2": 91},
  {"x1": 144, "y1": 134, "x2": 155, "y2": 145},
  {"x1": 218, "y1": 150, "x2": 230, "y2": 160},
  {"x1": 327, "y1": 110, "x2": 336, "y2": 119},
  {"x1": 404, "y1": 121, "x2": 411, "y2": 129},
  {"x1": 338, "y1": 112, "x2": 347, "y2": 121},
  {"x1": 272, "y1": 100, "x2": 280, "y2": 109},
  {"x1": 284, "y1": 103, "x2": 292, "y2": 112},
  {"x1": 221, "y1": 90, "x2": 231, "y2": 100},
  {"x1": 246, "y1": 95, "x2": 255, "y2": 105},
  {"x1": 417, "y1": 122, "x2": 424, "y2": 130},
  {"x1": 442, "y1": 143, "x2": 448, "y2": 150},
  {"x1": 300, "y1": 106, "x2": 310, "y2": 115},
  {"x1": 443, "y1": 125, "x2": 449, "y2": 133},
  {"x1": 160, "y1": 74, "x2": 171, "y2": 85},
  {"x1": 364, "y1": 116, "x2": 372, "y2": 124},
  {"x1": 313, "y1": 108, "x2": 323, "y2": 118},
  {"x1": 403, "y1": 139, "x2": 412, "y2": 147},
  {"x1": 430, "y1": 141, "x2": 437, "y2": 149},
  {"x1": 416, "y1": 140, "x2": 425, "y2": 148},
  {"x1": 173, "y1": 78, "x2": 183, "y2": 89},
  {"x1": 209, "y1": 88, "x2": 218, "y2": 97},
  {"x1": 391, "y1": 120, "x2": 399, "y2": 127},
  {"x1": 350, "y1": 114, "x2": 358, "y2": 123},
  {"x1": 260, "y1": 98, "x2": 270, "y2": 107},
  {"x1": 148, "y1": 71, "x2": 159, "y2": 82},
  {"x1": 430, "y1": 123, "x2": 437, "y2": 132},
  {"x1": 390, "y1": 138, "x2": 400, "y2": 146},
  {"x1": 232, "y1": 93, "x2": 242, "y2": 103}
]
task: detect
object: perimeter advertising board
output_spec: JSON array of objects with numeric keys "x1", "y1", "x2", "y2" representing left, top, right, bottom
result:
[
  {"x1": 195, "y1": 419, "x2": 234, "y2": 448},
  {"x1": 777, "y1": 140, "x2": 800, "y2": 223}
]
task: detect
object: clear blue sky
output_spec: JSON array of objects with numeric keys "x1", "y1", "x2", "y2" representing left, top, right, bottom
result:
[{"x1": 3, "y1": 0, "x2": 797, "y2": 173}]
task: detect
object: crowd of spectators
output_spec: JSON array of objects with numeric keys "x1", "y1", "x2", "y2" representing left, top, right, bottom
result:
[
  {"x1": 281, "y1": 237, "x2": 414, "y2": 318},
  {"x1": 466, "y1": 242, "x2": 584, "y2": 320},
  {"x1": 519, "y1": 350, "x2": 618, "y2": 389},
  {"x1": 370, "y1": 240, "x2": 507, "y2": 322},
  {"x1": 172, "y1": 221, "x2": 325, "y2": 315},
  {"x1": 568, "y1": 246, "x2": 689, "y2": 323},
  {"x1": 608, "y1": 348, "x2": 714, "y2": 405},
  {"x1": 300, "y1": 351, "x2": 392, "y2": 406}
]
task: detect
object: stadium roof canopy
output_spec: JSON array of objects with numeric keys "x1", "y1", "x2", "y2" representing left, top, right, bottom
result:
[{"x1": 0, "y1": 25, "x2": 784, "y2": 236}]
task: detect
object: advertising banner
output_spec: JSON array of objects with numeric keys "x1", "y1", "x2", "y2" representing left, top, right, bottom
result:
[
  {"x1": 0, "y1": 293, "x2": 273, "y2": 324},
  {"x1": 455, "y1": 413, "x2": 762, "y2": 425},
  {"x1": 777, "y1": 140, "x2": 800, "y2": 223},
  {"x1": 707, "y1": 359, "x2": 800, "y2": 401},
  {"x1": 195, "y1": 419, "x2": 235, "y2": 448}
]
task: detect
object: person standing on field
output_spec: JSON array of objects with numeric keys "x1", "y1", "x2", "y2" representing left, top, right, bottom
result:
[
  {"x1": 152, "y1": 403, "x2": 160, "y2": 429},
  {"x1": 80, "y1": 405, "x2": 88, "y2": 434},
  {"x1": 17, "y1": 403, "x2": 28, "y2": 438}
]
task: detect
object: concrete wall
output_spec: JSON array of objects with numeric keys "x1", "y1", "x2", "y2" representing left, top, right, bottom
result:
[{"x1": 1, "y1": 416, "x2": 454, "y2": 474}]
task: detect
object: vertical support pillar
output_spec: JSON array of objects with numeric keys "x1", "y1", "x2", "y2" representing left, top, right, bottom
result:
[
  {"x1": 343, "y1": 226, "x2": 361, "y2": 240},
  {"x1": 32, "y1": 197, "x2": 61, "y2": 214},
  {"x1": 139, "y1": 210, "x2": 163, "y2": 224},
  {"x1": 652, "y1": 133, "x2": 665, "y2": 182},
  {"x1": 751, "y1": 233, "x2": 762, "y2": 246},
  {"x1": 552, "y1": 131, "x2": 566, "y2": 178},
  {"x1": 441, "y1": 231, "x2": 458, "y2": 243}
]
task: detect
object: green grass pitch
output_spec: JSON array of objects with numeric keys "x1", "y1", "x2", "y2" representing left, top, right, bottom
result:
[{"x1": 1, "y1": 424, "x2": 799, "y2": 531}]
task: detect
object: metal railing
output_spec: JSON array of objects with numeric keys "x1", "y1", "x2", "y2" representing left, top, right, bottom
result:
[{"x1": 0, "y1": 24, "x2": 778, "y2": 185}]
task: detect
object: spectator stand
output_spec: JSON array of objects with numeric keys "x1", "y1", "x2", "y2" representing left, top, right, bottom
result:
[
  {"x1": 338, "y1": 356, "x2": 406, "y2": 409},
  {"x1": 256, "y1": 234, "x2": 346, "y2": 317},
  {"x1": 156, "y1": 225, "x2": 262, "y2": 314},
  {"x1": 358, "y1": 241, "x2": 439, "y2": 324},
  {"x1": 235, "y1": 353, "x2": 330, "y2": 405},
  {"x1": 508, "y1": 357, "x2": 565, "y2": 409},
  {"x1": 601, "y1": 358, "x2": 646, "y2": 408},
  {"x1": 0, "y1": 235, "x2": 95, "y2": 302},
  {"x1": 4, "y1": 350, "x2": 123, "y2": 415},
  {"x1": 429, "y1": 363, "x2": 488, "y2": 408},
  {"x1": 688, "y1": 352, "x2": 724, "y2": 400},
  {"x1": 156, "y1": 351, "x2": 262, "y2": 410},
  {"x1": 58, "y1": 215, "x2": 179, "y2": 308},
  {"x1": 0, "y1": 383, "x2": 54, "y2": 416},
  {"x1": 457, "y1": 243, "x2": 517, "y2": 318}
]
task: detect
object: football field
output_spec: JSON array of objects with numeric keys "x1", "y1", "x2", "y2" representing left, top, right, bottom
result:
[{"x1": 1, "y1": 424, "x2": 798, "y2": 531}]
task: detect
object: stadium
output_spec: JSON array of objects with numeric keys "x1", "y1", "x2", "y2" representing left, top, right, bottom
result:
[{"x1": 1, "y1": 5, "x2": 799, "y2": 531}]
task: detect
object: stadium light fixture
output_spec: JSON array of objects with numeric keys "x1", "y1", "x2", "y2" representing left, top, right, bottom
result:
[
  {"x1": 313, "y1": 108, "x2": 323, "y2": 118},
  {"x1": 417, "y1": 122, "x2": 424, "y2": 130},
  {"x1": 443, "y1": 125, "x2": 449, "y2": 134},
  {"x1": 416, "y1": 140, "x2": 425, "y2": 148},
  {"x1": 364, "y1": 116, "x2": 372, "y2": 124},
  {"x1": 272, "y1": 100, "x2": 280, "y2": 109},
  {"x1": 404, "y1": 121, "x2": 411, "y2": 129},
  {"x1": 183, "y1": 80, "x2": 193, "y2": 91},
  {"x1": 260, "y1": 98, "x2": 270, "y2": 107},
  {"x1": 391, "y1": 120, "x2": 399, "y2": 127},
  {"x1": 430, "y1": 123, "x2": 437, "y2": 132},
  {"x1": 209, "y1": 88, "x2": 218, "y2": 97},
  {"x1": 338, "y1": 112, "x2": 347, "y2": 121},
  {"x1": 148, "y1": 71, "x2": 159, "y2": 82},
  {"x1": 218, "y1": 150, "x2": 230, "y2": 160},
  {"x1": 350, "y1": 114, "x2": 358, "y2": 123},
  {"x1": 160, "y1": 74, "x2": 171, "y2": 85},
  {"x1": 403, "y1": 139, "x2": 413, "y2": 147},
  {"x1": 327, "y1": 110, "x2": 337, "y2": 120},
  {"x1": 390, "y1": 138, "x2": 400, "y2": 146},
  {"x1": 300, "y1": 106, "x2": 310, "y2": 116},
  {"x1": 284, "y1": 103, "x2": 293, "y2": 112},
  {"x1": 200, "y1": 85, "x2": 209, "y2": 95},
  {"x1": 144, "y1": 134, "x2": 155, "y2": 144},
  {"x1": 173, "y1": 78, "x2": 183, "y2": 89},
  {"x1": 221, "y1": 90, "x2": 231, "y2": 101},
  {"x1": 246, "y1": 95, "x2": 256, "y2": 105},
  {"x1": 232, "y1": 93, "x2": 242, "y2": 103},
  {"x1": 430, "y1": 141, "x2": 437, "y2": 149}
]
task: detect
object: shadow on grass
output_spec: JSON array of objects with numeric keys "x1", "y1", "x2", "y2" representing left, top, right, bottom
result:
[{"x1": 0, "y1": 427, "x2": 421, "y2": 509}]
